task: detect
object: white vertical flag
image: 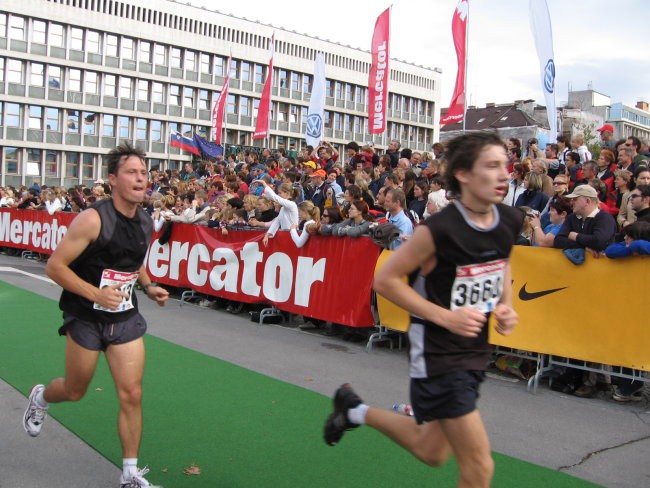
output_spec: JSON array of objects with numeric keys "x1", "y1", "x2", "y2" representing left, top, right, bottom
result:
[
  {"x1": 305, "y1": 53, "x2": 326, "y2": 148},
  {"x1": 530, "y1": 0, "x2": 557, "y2": 141}
]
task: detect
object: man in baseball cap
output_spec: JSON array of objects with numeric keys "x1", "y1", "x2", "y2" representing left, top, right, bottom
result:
[
  {"x1": 596, "y1": 124, "x2": 616, "y2": 150},
  {"x1": 553, "y1": 183, "x2": 616, "y2": 251}
]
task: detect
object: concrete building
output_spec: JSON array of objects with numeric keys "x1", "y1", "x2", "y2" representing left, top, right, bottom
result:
[
  {"x1": 566, "y1": 89, "x2": 650, "y2": 142},
  {"x1": 0, "y1": 0, "x2": 441, "y2": 188}
]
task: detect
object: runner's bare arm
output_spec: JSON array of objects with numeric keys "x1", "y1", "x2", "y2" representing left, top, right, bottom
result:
[
  {"x1": 45, "y1": 209, "x2": 127, "y2": 309},
  {"x1": 374, "y1": 225, "x2": 487, "y2": 337},
  {"x1": 494, "y1": 262, "x2": 518, "y2": 335},
  {"x1": 138, "y1": 264, "x2": 169, "y2": 307}
]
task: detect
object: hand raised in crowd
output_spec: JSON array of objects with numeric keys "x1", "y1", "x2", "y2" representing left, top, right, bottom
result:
[
  {"x1": 145, "y1": 285, "x2": 169, "y2": 307},
  {"x1": 440, "y1": 307, "x2": 487, "y2": 338},
  {"x1": 95, "y1": 284, "x2": 129, "y2": 310},
  {"x1": 493, "y1": 303, "x2": 518, "y2": 336}
]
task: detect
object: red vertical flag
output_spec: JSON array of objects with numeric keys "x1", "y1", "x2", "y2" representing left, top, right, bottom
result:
[
  {"x1": 368, "y1": 8, "x2": 390, "y2": 134},
  {"x1": 254, "y1": 34, "x2": 274, "y2": 140},
  {"x1": 212, "y1": 55, "x2": 232, "y2": 144},
  {"x1": 440, "y1": 0, "x2": 469, "y2": 125}
]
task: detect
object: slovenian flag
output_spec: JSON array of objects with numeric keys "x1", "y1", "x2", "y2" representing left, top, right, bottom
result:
[{"x1": 170, "y1": 131, "x2": 200, "y2": 155}]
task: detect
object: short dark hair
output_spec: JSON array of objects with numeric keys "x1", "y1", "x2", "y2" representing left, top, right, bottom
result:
[
  {"x1": 623, "y1": 220, "x2": 650, "y2": 241},
  {"x1": 636, "y1": 184, "x2": 650, "y2": 198},
  {"x1": 566, "y1": 151, "x2": 580, "y2": 164},
  {"x1": 387, "y1": 188, "x2": 406, "y2": 209},
  {"x1": 227, "y1": 197, "x2": 244, "y2": 209},
  {"x1": 634, "y1": 166, "x2": 650, "y2": 180},
  {"x1": 345, "y1": 141, "x2": 360, "y2": 152},
  {"x1": 445, "y1": 132, "x2": 504, "y2": 195},
  {"x1": 627, "y1": 135, "x2": 641, "y2": 150},
  {"x1": 549, "y1": 196, "x2": 572, "y2": 216},
  {"x1": 106, "y1": 142, "x2": 146, "y2": 176},
  {"x1": 345, "y1": 184, "x2": 361, "y2": 199},
  {"x1": 546, "y1": 143, "x2": 558, "y2": 155},
  {"x1": 556, "y1": 134, "x2": 568, "y2": 145},
  {"x1": 400, "y1": 148, "x2": 412, "y2": 160}
]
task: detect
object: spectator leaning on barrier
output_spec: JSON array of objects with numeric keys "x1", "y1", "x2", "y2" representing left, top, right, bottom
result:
[
  {"x1": 384, "y1": 188, "x2": 414, "y2": 250},
  {"x1": 290, "y1": 201, "x2": 321, "y2": 248},
  {"x1": 320, "y1": 200, "x2": 372, "y2": 238},
  {"x1": 259, "y1": 181, "x2": 299, "y2": 247},
  {"x1": 553, "y1": 184, "x2": 617, "y2": 252}
]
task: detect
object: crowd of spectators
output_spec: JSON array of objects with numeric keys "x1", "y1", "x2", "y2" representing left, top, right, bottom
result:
[{"x1": 1, "y1": 131, "x2": 649, "y2": 391}]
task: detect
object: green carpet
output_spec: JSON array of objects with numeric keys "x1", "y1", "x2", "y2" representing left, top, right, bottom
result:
[{"x1": 0, "y1": 280, "x2": 601, "y2": 487}]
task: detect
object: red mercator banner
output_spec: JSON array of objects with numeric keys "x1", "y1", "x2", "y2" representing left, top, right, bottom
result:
[
  {"x1": 0, "y1": 208, "x2": 75, "y2": 253},
  {"x1": 212, "y1": 56, "x2": 232, "y2": 144},
  {"x1": 145, "y1": 226, "x2": 378, "y2": 326},
  {"x1": 440, "y1": 0, "x2": 468, "y2": 125},
  {"x1": 253, "y1": 34, "x2": 274, "y2": 140},
  {"x1": 0, "y1": 209, "x2": 378, "y2": 327},
  {"x1": 368, "y1": 8, "x2": 390, "y2": 134}
]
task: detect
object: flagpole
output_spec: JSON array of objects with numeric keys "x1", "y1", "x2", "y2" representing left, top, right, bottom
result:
[
  {"x1": 223, "y1": 49, "x2": 231, "y2": 156},
  {"x1": 462, "y1": 0, "x2": 469, "y2": 133}
]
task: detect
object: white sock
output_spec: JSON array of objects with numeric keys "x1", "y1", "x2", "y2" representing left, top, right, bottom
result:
[
  {"x1": 35, "y1": 389, "x2": 48, "y2": 408},
  {"x1": 123, "y1": 458, "x2": 138, "y2": 479},
  {"x1": 347, "y1": 404, "x2": 368, "y2": 425}
]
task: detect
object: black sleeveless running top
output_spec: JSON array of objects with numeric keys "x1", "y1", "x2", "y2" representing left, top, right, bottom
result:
[
  {"x1": 59, "y1": 198, "x2": 152, "y2": 324},
  {"x1": 408, "y1": 202, "x2": 525, "y2": 377}
]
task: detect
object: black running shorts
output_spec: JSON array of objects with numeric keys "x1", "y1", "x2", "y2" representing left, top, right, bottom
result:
[
  {"x1": 59, "y1": 312, "x2": 147, "y2": 351},
  {"x1": 410, "y1": 370, "x2": 485, "y2": 424}
]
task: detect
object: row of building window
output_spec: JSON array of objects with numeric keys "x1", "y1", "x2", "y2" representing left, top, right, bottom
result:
[
  {"x1": 2, "y1": 146, "x2": 178, "y2": 178},
  {"x1": 0, "y1": 101, "x2": 432, "y2": 145},
  {"x1": 0, "y1": 10, "x2": 436, "y2": 91},
  {"x1": 0, "y1": 57, "x2": 435, "y2": 117}
]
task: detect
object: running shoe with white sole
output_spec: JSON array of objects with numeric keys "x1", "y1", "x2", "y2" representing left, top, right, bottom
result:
[
  {"x1": 119, "y1": 467, "x2": 161, "y2": 488},
  {"x1": 23, "y1": 384, "x2": 48, "y2": 437},
  {"x1": 323, "y1": 383, "x2": 363, "y2": 446}
]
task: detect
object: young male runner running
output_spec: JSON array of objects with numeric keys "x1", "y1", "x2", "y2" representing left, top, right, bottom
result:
[
  {"x1": 324, "y1": 132, "x2": 524, "y2": 488},
  {"x1": 23, "y1": 143, "x2": 169, "y2": 488}
]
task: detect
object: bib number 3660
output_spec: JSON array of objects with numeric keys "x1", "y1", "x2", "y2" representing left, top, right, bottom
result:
[{"x1": 450, "y1": 259, "x2": 507, "y2": 313}]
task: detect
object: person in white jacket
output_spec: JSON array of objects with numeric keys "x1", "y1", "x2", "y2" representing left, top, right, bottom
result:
[
  {"x1": 258, "y1": 180, "x2": 299, "y2": 246},
  {"x1": 290, "y1": 200, "x2": 321, "y2": 248},
  {"x1": 42, "y1": 188, "x2": 64, "y2": 215}
]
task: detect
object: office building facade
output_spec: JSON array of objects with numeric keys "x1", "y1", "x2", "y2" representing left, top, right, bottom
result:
[{"x1": 0, "y1": 0, "x2": 441, "y2": 188}]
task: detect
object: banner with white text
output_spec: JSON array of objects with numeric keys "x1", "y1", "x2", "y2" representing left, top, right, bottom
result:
[{"x1": 368, "y1": 8, "x2": 390, "y2": 134}]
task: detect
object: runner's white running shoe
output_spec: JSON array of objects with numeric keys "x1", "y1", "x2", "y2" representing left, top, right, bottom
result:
[
  {"x1": 23, "y1": 384, "x2": 48, "y2": 437},
  {"x1": 119, "y1": 467, "x2": 162, "y2": 487}
]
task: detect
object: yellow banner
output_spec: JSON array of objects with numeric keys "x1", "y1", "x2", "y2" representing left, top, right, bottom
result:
[
  {"x1": 490, "y1": 246, "x2": 649, "y2": 371},
  {"x1": 375, "y1": 247, "x2": 650, "y2": 371}
]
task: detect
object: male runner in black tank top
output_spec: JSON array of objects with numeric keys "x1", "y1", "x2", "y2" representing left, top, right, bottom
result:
[
  {"x1": 324, "y1": 132, "x2": 524, "y2": 488},
  {"x1": 23, "y1": 143, "x2": 169, "y2": 488}
]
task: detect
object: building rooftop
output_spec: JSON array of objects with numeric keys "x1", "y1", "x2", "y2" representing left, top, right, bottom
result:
[{"x1": 440, "y1": 103, "x2": 540, "y2": 132}]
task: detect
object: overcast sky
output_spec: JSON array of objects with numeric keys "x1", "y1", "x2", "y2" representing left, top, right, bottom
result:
[{"x1": 184, "y1": 0, "x2": 650, "y2": 110}]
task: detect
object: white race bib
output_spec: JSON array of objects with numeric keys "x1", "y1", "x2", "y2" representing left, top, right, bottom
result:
[
  {"x1": 450, "y1": 259, "x2": 507, "y2": 313},
  {"x1": 93, "y1": 269, "x2": 139, "y2": 313}
]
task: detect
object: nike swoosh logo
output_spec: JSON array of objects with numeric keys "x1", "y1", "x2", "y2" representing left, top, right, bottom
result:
[{"x1": 518, "y1": 283, "x2": 567, "y2": 301}]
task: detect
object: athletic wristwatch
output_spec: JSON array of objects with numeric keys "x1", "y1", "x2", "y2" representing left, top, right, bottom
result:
[{"x1": 143, "y1": 282, "x2": 158, "y2": 293}]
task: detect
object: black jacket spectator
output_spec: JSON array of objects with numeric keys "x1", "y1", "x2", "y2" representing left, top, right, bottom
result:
[{"x1": 553, "y1": 211, "x2": 616, "y2": 251}]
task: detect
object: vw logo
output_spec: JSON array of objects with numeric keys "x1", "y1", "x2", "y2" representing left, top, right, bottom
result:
[
  {"x1": 544, "y1": 59, "x2": 555, "y2": 94},
  {"x1": 306, "y1": 114, "x2": 323, "y2": 138}
]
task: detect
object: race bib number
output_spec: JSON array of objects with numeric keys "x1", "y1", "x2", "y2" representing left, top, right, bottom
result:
[
  {"x1": 93, "y1": 269, "x2": 139, "y2": 313},
  {"x1": 450, "y1": 259, "x2": 507, "y2": 313}
]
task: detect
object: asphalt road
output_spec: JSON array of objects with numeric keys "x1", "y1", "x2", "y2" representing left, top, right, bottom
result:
[{"x1": 1, "y1": 253, "x2": 649, "y2": 488}]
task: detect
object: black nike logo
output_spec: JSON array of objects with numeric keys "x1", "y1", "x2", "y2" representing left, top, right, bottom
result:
[{"x1": 518, "y1": 283, "x2": 567, "y2": 301}]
